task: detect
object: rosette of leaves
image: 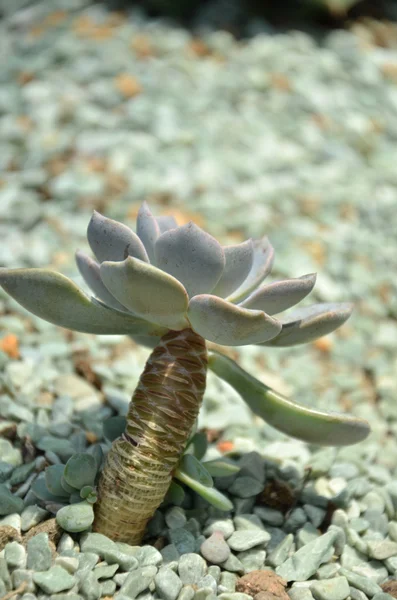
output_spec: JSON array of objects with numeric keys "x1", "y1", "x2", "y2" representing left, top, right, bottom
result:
[
  {"x1": 31, "y1": 446, "x2": 103, "y2": 533},
  {"x1": 0, "y1": 202, "x2": 370, "y2": 543}
]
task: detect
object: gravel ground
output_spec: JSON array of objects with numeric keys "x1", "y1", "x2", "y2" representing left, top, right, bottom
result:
[{"x1": 1, "y1": 1, "x2": 397, "y2": 599}]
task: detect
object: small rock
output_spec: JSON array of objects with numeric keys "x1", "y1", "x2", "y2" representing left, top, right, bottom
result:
[
  {"x1": 55, "y1": 555, "x2": 79, "y2": 573},
  {"x1": 178, "y1": 553, "x2": 207, "y2": 584},
  {"x1": 165, "y1": 507, "x2": 187, "y2": 529},
  {"x1": 119, "y1": 565, "x2": 158, "y2": 598},
  {"x1": 339, "y1": 568, "x2": 382, "y2": 597},
  {"x1": 310, "y1": 577, "x2": 350, "y2": 600},
  {"x1": 78, "y1": 569, "x2": 101, "y2": 600},
  {"x1": 27, "y1": 532, "x2": 53, "y2": 570},
  {"x1": 11, "y1": 568, "x2": 36, "y2": 593},
  {"x1": 33, "y1": 565, "x2": 76, "y2": 594},
  {"x1": 4, "y1": 541, "x2": 26, "y2": 568},
  {"x1": 229, "y1": 476, "x2": 265, "y2": 499},
  {"x1": 169, "y1": 528, "x2": 196, "y2": 555},
  {"x1": 228, "y1": 530, "x2": 270, "y2": 552},
  {"x1": 21, "y1": 505, "x2": 49, "y2": 531},
  {"x1": 276, "y1": 531, "x2": 337, "y2": 582},
  {"x1": 204, "y1": 518, "x2": 235, "y2": 539},
  {"x1": 0, "y1": 484, "x2": 24, "y2": 516},
  {"x1": 94, "y1": 563, "x2": 119, "y2": 579},
  {"x1": 367, "y1": 541, "x2": 397, "y2": 560},
  {"x1": 201, "y1": 532, "x2": 231, "y2": 564},
  {"x1": 56, "y1": 502, "x2": 94, "y2": 533},
  {"x1": 236, "y1": 570, "x2": 288, "y2": 599},
  {"x1": 137, "y1": 545, "x2": 163, "y2": 567},
  {"x1": 254, "y1": 507, "x2": 284, "y2": 527},
  {"x1": 155, "y1": 567, "x2": 183, "y2": 600},
  {"x1": 237, "y1": 549, "x2": 266, "y2": 572}
]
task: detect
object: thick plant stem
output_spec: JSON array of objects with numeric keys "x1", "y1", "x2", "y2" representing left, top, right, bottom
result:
[{"x1": 94, "y1": 328, "x2": 207, "y2": 543}]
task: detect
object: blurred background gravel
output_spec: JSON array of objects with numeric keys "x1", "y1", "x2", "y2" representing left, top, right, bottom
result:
[{"x1": 0, "y1": 0, "x2": 397, "y2": 594}]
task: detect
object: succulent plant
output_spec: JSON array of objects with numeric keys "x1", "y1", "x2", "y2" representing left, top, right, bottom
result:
[{"x1": 0, "y1": 202, "x2": 370, "y2": 543}]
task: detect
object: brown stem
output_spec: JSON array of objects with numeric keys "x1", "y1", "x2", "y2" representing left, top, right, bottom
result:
[{"x1": 94, "y1": 328, "x2": 207, "y2": 543}]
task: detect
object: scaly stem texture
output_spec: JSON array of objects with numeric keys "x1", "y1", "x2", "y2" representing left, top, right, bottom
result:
[{"x1": 94, "y1": 328, "x2": 207, "y2": 543}]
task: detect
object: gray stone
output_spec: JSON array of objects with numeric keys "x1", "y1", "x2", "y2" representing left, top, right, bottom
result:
[
  {"x1": 284, "y1": 508, "x2": 307, "y2": 533},
  {"x1": 33, "y1": 566, "x2": 76, "y2": 594},
  {"x1": 201, "y1": 532, "x2": 230, "y2": 564},
  {"x1": 219, "y1": 553, "x2": 245, "y2": 574},
  {"x1": 119, "y1": 565, "x2": 157, "y2": 599},
  {"x1": 227, "y1": 529, "x2": 270, "y2": 552},
  {"x1": 316, "y1": 563, "x2": 340, "y2": 579},
  {"x1": 228, "y1": 476, "x2": 264, "y2": 498},
  {"x1": 218, "y1": 594, "x2": 253, "y2": 600},
  {"x1": 27, "y1": 532, "x2": 53, "y2": 571},
  {"x1": 161, "y1": 544, "x2": 180, "y2": 565},
  {"x1": 254, "y1": 506, "x2": 284, "y2": 527},
  {"x1": 165, "y1": 507, "x2": 187, "y2": 530},
  {"x1": 289, "y1": 586, "x2": 314, "y2": 600},
  {"x1": 21, "y1": 505, "x2": 49, "y2": 531},
  {"x1": 0, "y1": 484, "x2": 24, "y2": 516},
  {"x1": 12, "y1": 568, "x2": 36, "y2": 593},
  {"x1": 0, "y1": 513, "x2": 21, "y2": 532},
  {"x1": 169, "y1": 528, "x2": 196, "y2": 555},
  {"x1": 310, "y1": 577, "x2": 350, "y2": 600},
  {"x1": 5, "y1": 541, "x2": 27, "y2": 569},
  {"x1": 0, "y1": 557, "x2": 12, "y2": 590},
  {"x1": 197, "y1": 574, "x2": 217, "y2": 593},
  {"x1": 207, "y1": 565, "x2": 221, "y2": 583},
  {"x1": 276, "y1": 530, "x2": 337, "y2": 582},
  {"x1": 178, "y1": 586, "x2": 196, "y2": 600},
  {"x1": 372, "y1": 595, "x2": 394, "y2": 600},
  {"x1": 155, "y1": 568, "x2": 183, "y2": 600},
  {"x1": 351, "y1": 562, "x2": 388, "y2": 585},
  {"x1": 178, "y1": 553, "x2": 207, "y2": 585},
  {"x1": 349, "y1": 588, "x2": 369, "y2": 600}
]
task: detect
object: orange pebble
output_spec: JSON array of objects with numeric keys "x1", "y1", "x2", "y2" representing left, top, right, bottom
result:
[{"x1": 0, "y1": 334, "x2": 20, "y2": 359}]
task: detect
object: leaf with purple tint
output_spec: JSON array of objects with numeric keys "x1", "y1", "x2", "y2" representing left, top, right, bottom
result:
[
  {"x1": 258, "y1": 302, "x2": 354, "y2": 346},
  {"x1": 155, "y1": 222, "x2": 225, "y2": 297},
  {"x1": 136, "y1": 201, "x2": 161, "y2": 264},
  {"x1": 75, "y1": 250, "x2": 127, "y2": 311},
  {"x1": 87, "y1": 211, "x2": 148, "y2": 264},
  {"x1": 240, "y1": 274, "x2": 317, "y2": 315}
]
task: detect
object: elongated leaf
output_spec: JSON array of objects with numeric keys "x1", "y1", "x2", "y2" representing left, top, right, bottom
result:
[
  {"x1": 164, "y1": 481, "x2": 185, "y2": 506},
  {"x1": 203, "y1": 459, "x2": 241, "y2": 477},
  {"x1": 185, "y1": 432, "x2": 208, "y2": 460},
  {"x1": 0, "y1": 268, "x2": 157, "y2": 335},
  {"x1": 45, "y1": 465, "x2": 69, "y2": 498},
  {"x1": 174, "y1": 466, "x2": 233, "y2": 511},
  {"x1": 259, "y1": 303, "x2": 354, "y2": 346},
  {"x1": 227, "y1": 236, "x2": 274, "y2": 303},
  {"x1": 178, "y1": 454, "x2": 214, "y2": 488},
  {"x1": 103, "y1": 416, "x2": 127, "y2": 442},
  {"x1": 156, "y1": 215, "x2": 178, "y2": 233},
  {"x1": 88, "y1": 211, "x2": 149, "y2": 263},
  {"x1": 100, "y1": 257, "x2": 189, "y2": 330},
  {"x1": 208, "y1": 351, "x2": 370, "y2": 446},
  {"x1": 212, "y1": 240, "x2": 254, "y2": 298},
  {"x1": 188, "y1": 294, "x2": 281, "y2": 346},
  {"x1": 155, "y1": 222, "x2": 225, "y2": 297},
  {"x1": 240, "y1": 274, "x2": 316, "y2": 315}
]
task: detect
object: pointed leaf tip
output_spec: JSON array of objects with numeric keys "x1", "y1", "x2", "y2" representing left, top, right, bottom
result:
[{"x1": 88, "y1": 210, "x2": 149, "y2": 264}]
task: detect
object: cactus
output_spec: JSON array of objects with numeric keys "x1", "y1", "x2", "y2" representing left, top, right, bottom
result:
[{"x1": 0, "y1": 202, "x2": 370, "y2": 542}]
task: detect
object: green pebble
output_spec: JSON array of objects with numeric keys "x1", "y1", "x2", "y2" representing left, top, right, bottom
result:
[
  {"x1": 178, "y1": 553, "x2": 207, "y2": 584},
  {"x1": 218, "y1": 571, "x2": 238, "y2": 592},
  {"x1": 21, "y1": 504, "x2": 49, "y2": 532},
  {"x1": 101, "y1": 579, "x2": 116, "y2": 596},
  {"x1": 27, "y1": 532, "x2": 53, "y2": 571},
  {"x1": 33, "y1": 566, "x2": 76, "y2": 594},
  {"x1": 0, "y1": 484, "x2": 24, "y2": 516},
  {"x1": 219, "y1": 553, "x2": 244, "y2": 574},
  {"x1": 12, "y1": 568, "x2": 36, "y2": 593},
  {"x1": 161, "y1": 544, "x2": 180, "y2": 565},
  {"x1": 177, "y1": 585, "x2": 195, "y2": 600},
  {"x1": 119, "y1": 565, "x2": 158, "y2": 599},
  {"x1": 9, "y1": 461, "x2": 36, "y2": 486},
  {"x1": 77, "y1": 570, "x2": 101, "y2": 600},
  {"x1": 93, "y1": 563, "x2": 119, "y2": 579},
  {"x1": 311, "y1": 576, "x2": 350, "y2": 600},
  {"x1": 218, "y1": 594, "x2": 253, "y2": 600},
  {"x1": 0, "y1": 557, "x2": 12, "y2": 590},
  {"x1": 338, "y1": 568, "x2": 382, "y2": 597},
  {"x1": 155, "y1": 567, "x2": 183, "y2": 600},
  {"x1": 0, "y1": 462, "x2": 14, "y2": 483},
  {"x1": 4, "y1": 541, "x2": 26, "y2": 569},
  {"x1": 367, "y1": 540, "x2": 397, "y2": 560},
  {"x1": 228, "y1": 476, "x2": 264, "y2": 499},
  {"x1": 137, "y1": 545, "x2": 163, "y2": 567},
  {"x1": 227, "y1": 529, "x2": 270, "y2": 551},
  {"x1": 56, "y1": 502, "x2": 94, "y2": 533},
  {"x1": 77, "y1": 552, "x2": 99, "y2": 573},
  {"x1": 267, "y1": 533, "x2": 294, "y2": 568},
  {"x1": 237, "y1": 548, "x2": 266, "y2": 571}
]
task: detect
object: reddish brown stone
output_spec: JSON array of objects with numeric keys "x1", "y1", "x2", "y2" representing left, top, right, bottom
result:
[
  {"x1": 236, "y1": 570, "x2": 289, "y2": 600},
  {"x1": 382, "y1": 580, "x2": 397, "y2": 598}
]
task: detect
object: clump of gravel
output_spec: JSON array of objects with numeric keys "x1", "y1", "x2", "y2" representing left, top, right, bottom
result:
[{"x1": 0, "y1": 1, "x2": 397, "y2": 600}]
